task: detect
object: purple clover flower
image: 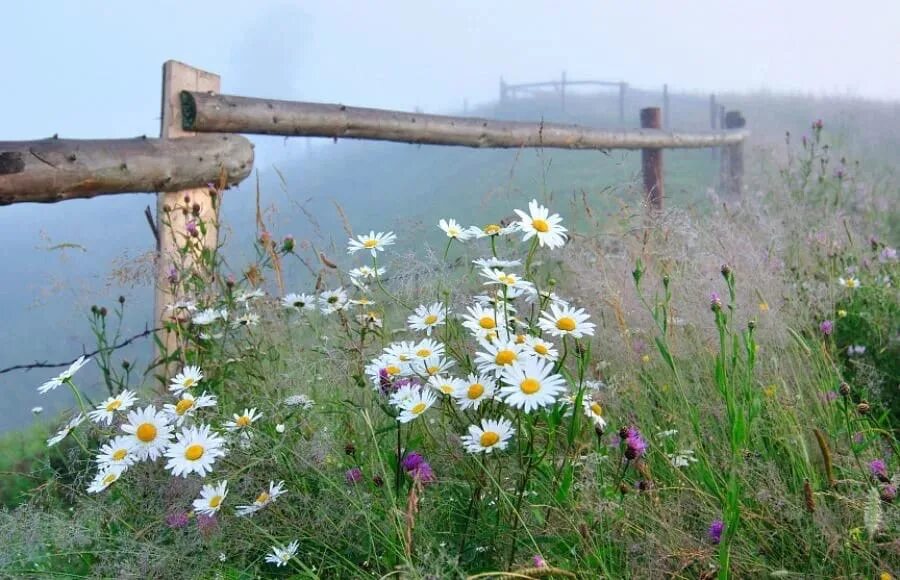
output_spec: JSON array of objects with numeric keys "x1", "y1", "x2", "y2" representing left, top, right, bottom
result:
[
  {"x1": 345, "y1": 467, "x2": 363, "y2": 485},
  {"x1": 819, "y1": 320, "x2": 834, "y2": 336},
  {"x1": 533, "y1": 555, "x2": 547, "y2": 568},
  {"x1": 708, "y1": 519, "x2": 725, "y2": 545}
]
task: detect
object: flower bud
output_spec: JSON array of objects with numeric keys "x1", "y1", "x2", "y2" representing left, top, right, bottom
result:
[
  {"x1": 118, "y1": 295, "x2": 126, "y2": 305},
  {"x1": 856, "y1": 401, "x2": 871, "y2": 415},
  {"x1": 720, "y1": 263, "x2": 732, "y2": 278},
  {"x1": 838, "y1": 382, "x2": 851, "y2": 397}
]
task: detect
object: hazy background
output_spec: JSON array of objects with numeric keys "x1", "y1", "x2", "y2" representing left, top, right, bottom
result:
[{"x1": 1, "y1": 0, "x2": 899, "y2": 432}]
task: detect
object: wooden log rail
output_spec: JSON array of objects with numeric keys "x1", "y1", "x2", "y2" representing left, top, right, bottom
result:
[
  {"x1": 0, "y1": 134, "x2": 253, "y2": 205},
  {"x1": 181, "y1": 91, "x2": 748, "y2": 151}
]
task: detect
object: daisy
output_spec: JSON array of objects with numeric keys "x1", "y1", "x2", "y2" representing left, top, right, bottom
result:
[
  {"x1": 88, "y1": 389, "x2": 138, "y2": 425},
  {"x1": 348, "y1": 265, "x2": 385, "y2": 282},
  {"x1": 169, "y1": 365, "x2": 204, "y2": 395},
  {"x1": 514, "y1": 199, "x2": 567, "y2": 249},
  {"x1": 838, "y1": 276, "x2": 861, "y2": 289},
  {"x1": 87, "y1": 465, "x2": 125, "y2": 494},
  {"x1": 47, "y1": 413, "x2": 86, "y2": 447},
  {"x1": 319, "y1": 288, "x2": 349, "y2": 314},
  {"x1": 366, "y1": 355, "x2": 406, "y2": 388},
  {"x1": 412, "y1": 338, "x2": 444, "y2": 360},
  {"x1": 410, "y1": 354, "x2": 454, "y2": 377},
  {"x1": 163, "y1": 391, "x2": 217, "y2": 426},
  {"x1": 525, "y1": 288, "x2": 569, "y2": 308},
  {"x1": 473, "y1": 289, "x2": 518, "y2": 313},
  {"x1": 349, "y1": 297, "x2": 377, "y2": 307},
  {"x1": 499, "y1": 358, "x2": 567, "y2": 413},
  {"x1": 193, "y1": 481, "x2": 228, "y2": 516},
  {"x1": 95, "y1": 435, "x2": 138, "y2": 470},
  {"x1": 236, "y1": 480, "x2": 287, "y2": 516},
  {"x1": 164, "y1": 423, "x2": 227, "y2": 478},
  {"x1": 347, "y1": 231, "x2": 396, "y2": 257},
  {"x1": 460, "y1": 418, "x2": 515, "y2": 454},
  {"x1": 523, "y1": 336, "x2": 559, "y2": 361},
  {"x1": 472, "y1": 257, "x2": 522, "y2": 270},
  {"x1": 281, "y1": 292, "x2": 316, "y2": 311},
  {"x1": 38, "y1": 355, "x2": 91, "y2": 394},
  {"x1": 192, "y1": 308, "x2": 226, "y2": 326},
  {"x1": 356, "y1": 311, "x2": 383, "y2": 329},
  {"x1": 668, "y1": 449, "x2": 698, "y2": 468},
  {"x1": 480, "y1": 268, "x2": 534, "y2": 295},
  {"x1": 427, "y1": 375, "x2": 465, "y2": 396},
  {"x1": 383, "y1": 341, "x2": 417, "y2": 365},
  {"x1": 121, "y1": 406, "x2": 174, "y2": 460},
  {"x1": 225, "y1": 408, "x2": 263, "y2": 432},
  {"x1": 439, "y1": 218, "x2": 473, "y2": 241},
  {"x1": 388, "y1": 382, "x2": 422, "y2": 407},
  {"x1": 538, "y1": 303, "x2": 596, "y2": 339},
  {"x1": 397, "y1": 389, "x2": 437, "y2": 423},
  {"x1": 452, "y1": 373, "x2": 496, "y2": 411},
  {"x1": 582, "y1": 398, "x2": 607, "y2": 429},
  {"x1": 475, "y1": 339, "x2": 525, "y2": 375},
  {"x1": 283, "y1": 394, "x2": 315, "y2": 409},
  {"x1": 235, "y1": 288, "x2": 265, "y2": 303},
  {"x1": 462, "y1": 304, "x2": 505, "y2": 340},
  {"x1": 231, "y1": 312, "x2": 261, "y2": 328},
  {"x1": 470, "y1": 223, "x2": 519, "y2": 238},
  {"x1": 165, "y1": 299, "x2": 197, "y2": 315},
  {"x1": 407, "y1": 302, "x2": 446, "y2": 335},
  {"x1": 265, "y1": 540, "x2": 300, "y2": 567}
]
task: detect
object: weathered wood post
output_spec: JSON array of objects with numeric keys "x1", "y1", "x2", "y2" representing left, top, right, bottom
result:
[
  {"x1": 560, "y1": 70, "x2": 567, "y2": 112},
  {"x1": 155, "y1": 60, "x2": 221, "y2": 374},
  {"x1": 723, "y1": 110, "x2": 746, "y2": 197},
  {"x1": 662, "y1": 84, "x2": 670, "y2": 129},
  {"x1": 618, "y1": 82, "x2": 627, "y2": 124},
  {"x1": 640, "y1": 107, "x2": 664, "y2": 211}
]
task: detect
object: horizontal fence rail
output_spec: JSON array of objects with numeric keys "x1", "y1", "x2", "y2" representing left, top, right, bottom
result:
[
  {"x1": 0, "y1": 134, "x2": 253, "y2": 205},
  {"x1": 181, "y1": 91, "x2": 747, "y2": 151}
]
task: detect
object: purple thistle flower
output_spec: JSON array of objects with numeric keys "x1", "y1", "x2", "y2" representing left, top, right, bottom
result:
[
  {"x1": 165, "y1": 512, "x2": 190, "y2": 529},
  {"x1": 870, "y1": 459, "x2": 889, "y2": 481},
  {"x1": 623, "y1": 427, "x2": 648, "y2": 460},
  {"x1": 196, "y1": 513, "x2": 218, "y2": 537},
  {"x1": 880, "y1": 247, "x2": 898, "y2": 263},
  {"x1": 708, "y1": 519, "x2": 725, "y2": 545},
  {"x1": 282, "y1": 234, "x2": 295, "y2": 253},
  {"x1": 345, "y1": 467, "x2": 363, "y2": 485},
  {"x1": 881, "y1": 484, "x2": 897, "y2": 503},
  {"x1": 401, "y1": 452, "x2": 425, "y2": 472},
  {"x1": 186, "y1": 220, "x2": 199, "y2": 237},
  {"x1": 378, "y1": 368, "x2": 393, "y2": 395},
  {"x1": 533, "y1": 555, "x2": 547, "y2": 568},
  {"x1": 819, "y1": 320, "x2": 834, "y2": 336},
  {"x1": 166, "y1": 266, "x2": 179, "y2": 285},
  {"x1": 411, "y1": 462, "x2": 436, "y2": 484},
  {"x1": 710, "y1": 291, "x2": 723, "y2": 312}
]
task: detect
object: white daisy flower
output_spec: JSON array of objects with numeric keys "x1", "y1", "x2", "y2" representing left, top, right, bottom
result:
[
  {"x1": 87, "y1": 465, "x2": 125, "y2": 494},
  {"x1": 462, "y1": 303, "x2": 506, "y2": 340},
  {"x1": 410, "y1": 354, "x2": 454, "y2": 378},
  {"x1": 319, "y1": 288, "x2": 349, "y2": 314},
  {"x1": 480, "y1": 268, "x2": 535, "y2": 295},
  {"x1": 439, "y1": 218, "x2": 473, "y2": 241},
  {"x1": 383, "y1": 341, "x2": 417, "y2": 365},
  {"x1": 523, "y1": 336, "x2": 559, "y2": 361},
  {"x1": 235, "y1": 288, "x2": 265, "y2": 303},
  {"x1": 347, "y1": 231, "x2": 396, "y2": 256},
  {"x1": 356, "y1": 311, "x2": 383, "y2": 329},
  {"x1": 538, "y1": 303, "x2": 596, "y2": 339},
  {"x1": 236, "y1": 480, "x2": 287, "y2": 516},
  {"x1": 169, "y1": 365, "x2": 204, "y2": 395},
  {"x1": 283, "y1": 394, "x2": 315, "y2": 409},
  {"x1": 164, "y1": 423, "x2": 227, "y2": 478},
  {"x1": 667, "y1": 449, "x2": 698, "y2": 468},
  {"x1": 407, "y1": 302, "x2": 446, "y2": 336},
  {"x1": 473, "y1": 289, "x2": 518, "y2": 312},
  {"x1": 165, "y1": 299, "x2": 197, "y2": 315},
  {"x1": 349, "y1": 297, "x2": 376, "y2": 307},
  {"x1": 460, "y1": 417, "x2": 515, "y2": 454},
  {"x1": 838, "y1": 276, "x2": 861, "y2": 289},
  {"x1": 38, "y1": 356, "x2": 91, "y2": 394},
  {"x1": 193, "y1": 480, "x2": 228, "y2": 516},
  {"x1": 88, "y1": 389, "x2": 138, "y2": 425},
  {"x1": 412, "y1": 338, "x2": 445, "y2": 360},
  {"x1": 265, "y1": 540, "x2": 299, "y2": 567},
  {"x1": 95, "y1": 435, "x2": 138, "y2": 470},
  {"x1": 348, "y1": 265, "x2": 385, "y2": 282},
  {"x1": 365, "y1": 355, "x2": 406, "y2": 389},
  {"x1": 275, "y1": 423, "x2": 286, "y2": 433},
  {"x1": 231, "y1": 312, "x2": 261, "y2": 328},
  {"x1": 470, "y1": 223, "x2": 519, "y2": 238},
  {"x1": 452, "y1": 373, "x2": 496, "y2": 411},
  {"x1": 225, "y1": 408, "x2": 263, "y2": 432},
  {"x1": 514, "y1": 199, "x2": 567, "y2": 249},
  {"x1": 475, "y1": 339, "x2": 525, "y2": 375},
  {"x1": 397, "y1": 388, "x2": 437, "y2": 423},
  {"x1": 582, "y1": 398, "x2": 607, "y2": 429},
  {"x1": 121, "y1": 406, "x2": 174, "y2": 461},
  {"x1": 47, "y1": 413, "x2": 86, "y2": 447},
  {"x1": 388, "y1": 383, "x2": 422, "y2": 407},
  {"x1": 525, "y1": 288, "x2": 570, "y2": 308},
  {"x1": 163, "y1": 391, "x2": 217, "y2": 426},
  {"x1": 282, "y1": 292, "x2": 316, "y2": 311},
  {"x1": 192, "y1": 308, "x2": 226, "y2": 326},
  {"x1": 472, "y1": 257, "x2": 522, "y2": 270},
  {"x1": 499, "y1": 358, "x2": 567, "y2": 413},
  {"x1": 427, "y1": 375, "x2": 465, "y2": 396}
]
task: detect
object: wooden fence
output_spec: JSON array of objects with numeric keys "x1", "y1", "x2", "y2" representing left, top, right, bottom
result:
[{"x1": 0, "y1": 60, "x2": 748, "y2": 370}]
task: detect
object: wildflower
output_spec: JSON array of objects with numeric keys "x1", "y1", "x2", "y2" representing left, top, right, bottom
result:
[
  {"x1": 838, "y1": 276, "x2": 861, "y2": 289},
  {"x1": 847, "y1": 345, "x2": 866, "y2": 356},
  {"x1": 412, "y1": 338, "x2": 444, "y2": 360},
  {"x1": 539, "y1": 303, "x2": 595, "y2": 339},
  {"x1": 882, "y1": 485, "x2": 897, "y2": 504},
  {"x1": 275, "y1": 423, "x2": 285, "y2": 433},
  {"x1": 533, "y1": 555, "x2": 548, "y2": 568},
  {"x1": 582, "y1": 398, "x2": 607, "y2": 429},
  {"x1": 428, "y1": 375, "x2": 465, "y2": 396},
  {"x1": 869, "y1": 459, "x2": 889, "y2": 482},
  {"x1": 475, "y1": 338, "x2": 525, "y2": 375},
  {"x1": 88, "y1": 389, "x2": 138, "y2": 425},
  {"x1": 231, "y1": 312, "x2": 261, "y2": 328},
  {"x1": 163, "y1": 391, "x2": 217, "y2": 426},
  {"x1": 667, "y1": 449, "x2": 698, "y2": 468},
  {"x1": 439, "y1": 218, "x2": 473, "y2": 241},
  {"x1": 225, "y1": 408, "x2": 262, "y2": 432},
  {"x1": 283, "y1": 394, "x2": 315, "y2": 409},
  {"x1": 452, "y1": 373, "x2": 496, "y2": 411},
  {"x1": 87, "y1": 465, "x2": 125, "y2": 494},
  {"x1": 470, "y1": 223, "x2": 518, "y2": 238},
  {"x1": 348, "y1": 265, "x2": 385, "y2": 283},
  {"x1": 31, "y1": 406, "x2": 43, "y2": 415},
  {"x1": 121, "y1": 406, "x2": 174, "y2": 460},
  {"x1": 196, "y1": 513, "x2": 219, "y2": 537},
  {"x1": 192, "y1": 308, "x2": 225, "y2": 326},
  {"x1": 193, "y1": 481, "x2": 228, "y2": 516},
  {"x1": 623, "y1": 426, "x2": 648, "y2": 459},
  {"x1": 879, "y1": 247, "x2": 897, "y2": 262},
  {"x1": 169, "y1": 365, "x2": 204, "y2": 395},
  {"x1": 47, "y1": 413, "x2": 86, "y2": 447},
  {"x1": 472, "y1": 257, "x2": 522, "y2": 269},
  {"x1": 347, "y1": 230, "x2": 396, "y2": 256},
  {"x1": 164, "y1": 423, "x2": 227, "y2": 478},
  {"x1": 523, "y1": 335, "x2": 559, "y2": 361},
  {"x1": 514, "y1": 199, "x2": 568, "y2": 249},
  {"x1": 319, "y1": 288, "x2": 349, "y2": 314},
  {"x1": 165, "y1": 512, "x2": 190, "y2": 529},
  {"x1": 837, "y1": 309, "x2": 848, "y2": 318},
  {"x1": 708, "y1": 519, "x2": 724, "y2": 545},
  {"x1": 525, "y1": 287, "x2": 569, "y2": 308},
  {"x1": 345, "y1": 467, "x2": 363, "y2": 485},
  {"x1": 388, "y1": 381, "x2": 422, "y2": 407},
  {"x1": 281, "y1": 234, "x2": 295, "y2": 253},
  {"x1": 218, "y1": 553, "x2": 227, "y2": 563},
  {"x1": 265, "y1": 540, "x2": 300, "y2": 567},
  {"x1": 709, "y1": 292, "x2": 723, "y2": 312},
  {"x1": 819, "y1": 320, "x2": 834, "y2": 336},
  {"x1": 235, "y1": 288, "x2": 265, "y2": 303},
  {"x1": 236, "y1": 480, "x2": 287, "y2": 516},
  {"x1": 758, "y1": 302, "x2": 769, "y2": 312},
  {"x1": 37, "y1": 355, "x2": 91, "y2": 394},
  {"x1": 499, "y1": 358, "x2": 567, "y2": 413},
  {"x1": 95, "y1": 435, "x2": 138, "y2": 470},
  {"x1": 397, "y1": 389, "x2": 437, "y2": 423},
  {"x1": 407, "y1": 302, "x2": 446, "y2": 335},
  {"x1": 401, "y1": 452, "x2": 425, "y2": 472},
  {"x1": 461, "y1": 303, "x2": 504, "y2": 340},
  {"x1": 763, "y1": 384, "x2": 777, "y2": 398},
  {"x1": 461, "y1": 418, "x2": 515, "y2": 454},
  {"x1": 165, "y1": 299, "x2": 197, "y2": 315},
  {"x1": 411, "y1": 354, "x2": 454, "y2": 377},
  {"x1": 480, "y1": 268, "x2": 535, "y2": 295},
  {"x1": 186, "y1": 220, "x2": 199, "y2": 237}
]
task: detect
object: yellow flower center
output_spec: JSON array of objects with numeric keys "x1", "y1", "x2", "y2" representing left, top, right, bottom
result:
[
  {"x1": 484, "y1": 224, "x2": 501, "y2": 235},
  {"x1": 182, "y1": 377, "x2": 195, "y2": 389},
  {"x1": 410, "y1": 402, "x2": 427, "y2": 415},
  {"x1": 479, "y1": 316, "x2": 496, "y2": 329},
  {"x1": 534, "y1": 344, "x2": 549, "y2": 355},
  {"x1": 184, "y1": 443, "x2": 205, "y2": 461},
  {"x1": 515, "y1": 334, "x2": 526, "y2": 344},
  {"x1": 209, "y1": 495, "x2": 223, "y2": 508},
  {"x1": 520, "y1": 378, "x2": 541, "y2": 395},
  {"x1": 105, "y1": 399, "x2": 122, "y2": 412},
  {"x1": 555, "y1": 317, "x2": 577, "y2": 332},
  {"x1": 448, "y1": 227, "x2": 461, "y2": 236},
  {"x1": 467, "y1": 384, "x2": 485, "y2": 399},
  {"x1": 495, "y1": 350, "x2": 516, "y2": 366},
  {"x1": 439, "y1": 384, "x2": 454, "y2": 394},
  {"x1": 498, "y1": 274, "x2": 516, "y2": 285},
  {"x1": 423, "y1": 314, "x2": 439, "y2": 325},
  {"x1": 136, "y1": 423, "x2": 157, "y2": 443},
  {"x1": 480, "y1": 431, "x2": 500, "y2": 447},
  {"x1": 416, "y1": 348, "x2": 432, "y2": 357},
  {"x1": 363, "y1": 239, "x2": 378, "y2": 248},
  {"x1": 426, "y1": 366, "x2": 440, "y2": 375},
  {"x1": 590, "y1": 402, "x2": 603, "y2": 416},
  {"x1": 256, "y1": 491, "x2": 270, "y2": 504},
  {"x1": 236, "y1": 415, "x2": 251, "y2": 427},
  {"x1": 102, "y1": 473, "x2": 118, "y2": 485},
  {"x1": 532, "y1": 218, "x2": 550, "y2": 233},
  {"x1": 112, "y1": 448, "x2": 128, "y2": 461},
  {"x1": 386, "y1": 365, "x2": 401, "y2": 375},
  {"x1": 175, "y1": 398, "x2": 195, "y2": 416}
]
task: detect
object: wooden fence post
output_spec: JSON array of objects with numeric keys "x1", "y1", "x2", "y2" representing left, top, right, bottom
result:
[
  {"x1": 618, "y1": 83, "x2": 627, "y2": 124},
  {"x1": 662, "y1": 84, "x2": 670, "y2": 129},
  {"x1": 155, "y1": 60, "x2": 221, "y2": 375},
  {"x1": 640, "y1": 107, "x2": 664, "y2": 211},
  {"x1": 722, "y1": 110, "x2": 746, "y2": 197}
]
